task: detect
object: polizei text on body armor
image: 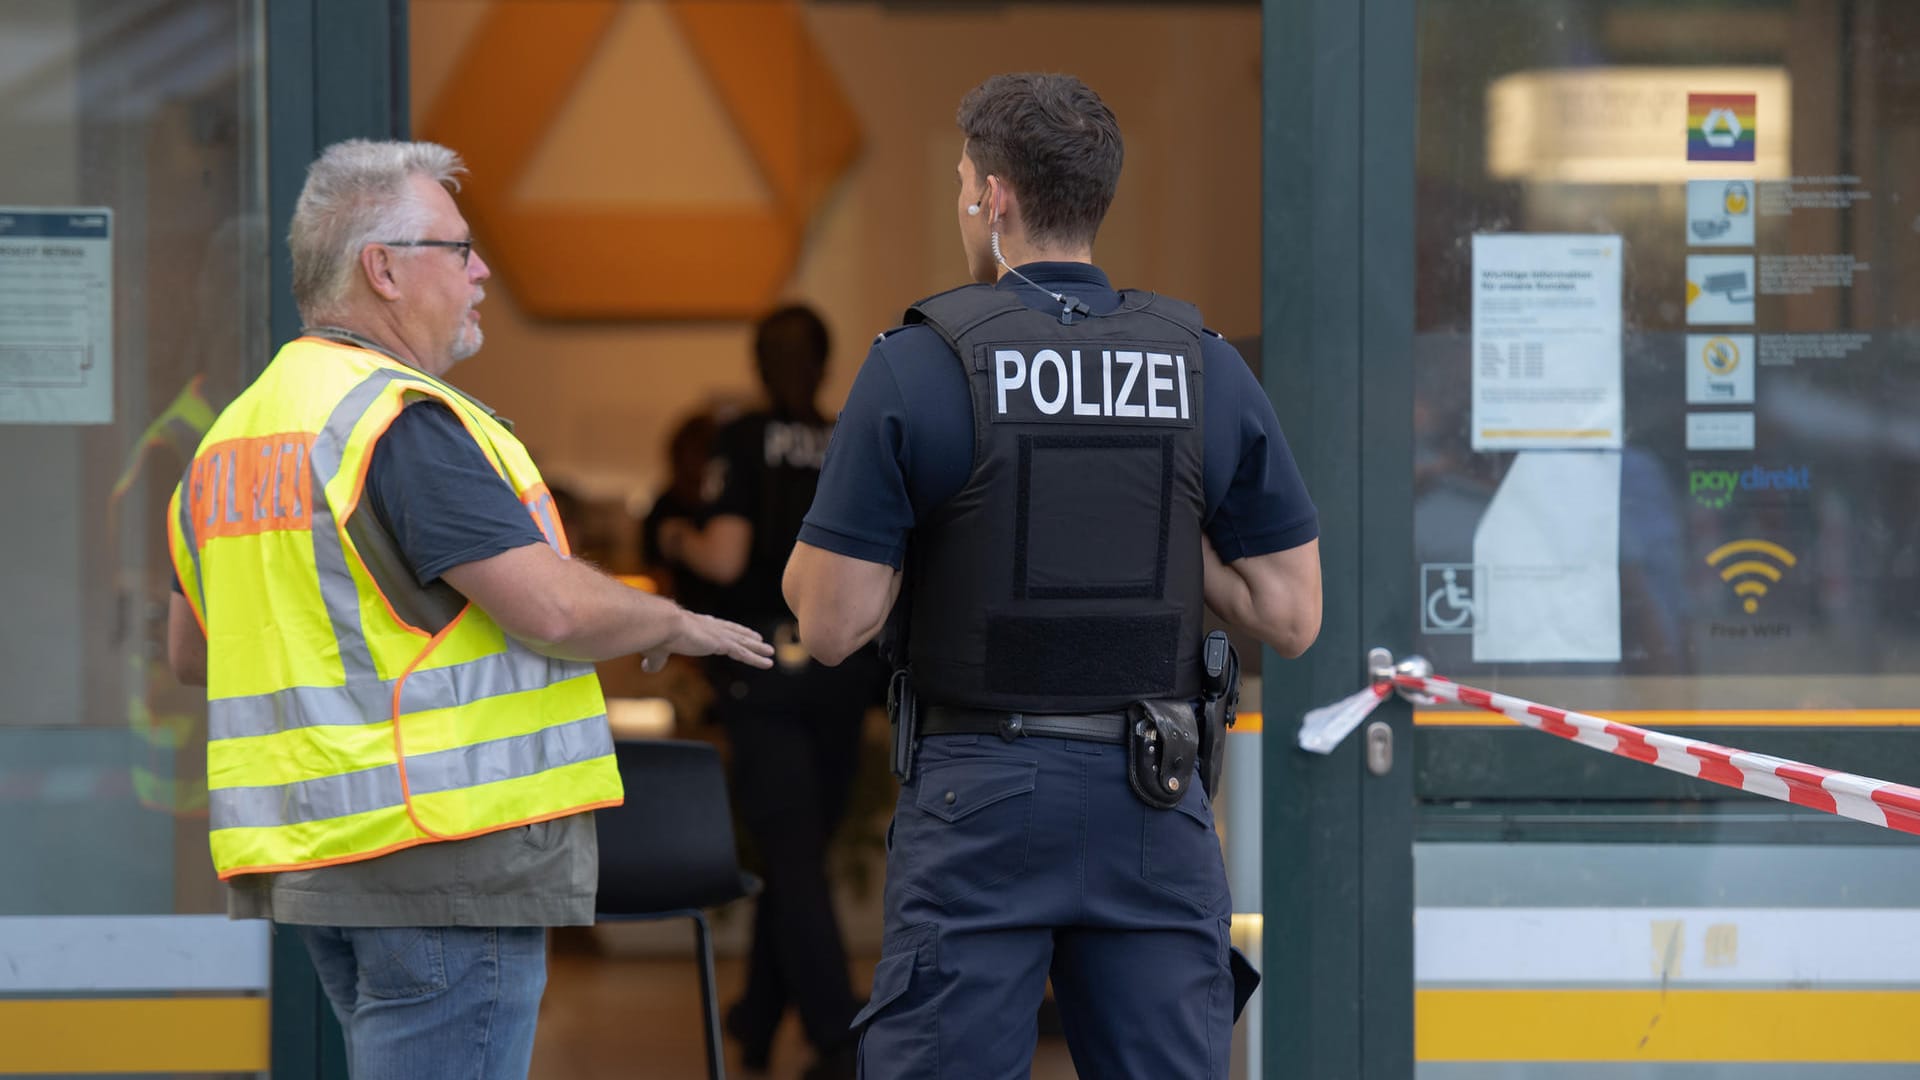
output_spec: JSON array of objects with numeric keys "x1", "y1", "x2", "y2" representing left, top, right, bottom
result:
[{"x1": 989, "y1": 345, "x2": 1196, "y2": 425}]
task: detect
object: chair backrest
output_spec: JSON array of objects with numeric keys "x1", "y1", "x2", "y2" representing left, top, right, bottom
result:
[{"x1": 596, "y1": 739, "x2": 751, "y2": 916}]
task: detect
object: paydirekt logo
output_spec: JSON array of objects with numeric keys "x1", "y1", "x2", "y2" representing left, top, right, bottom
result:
[{"x1": 1688, "y1": 465, "x2": 1810, "y2": 509}]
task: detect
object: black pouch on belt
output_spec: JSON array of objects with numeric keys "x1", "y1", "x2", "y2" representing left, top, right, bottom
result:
[
  {"x1": 1126, "y1": 700, "x2": 1199, "y2": 810},
  {"x1": 1198, "y1": 631, "x2": 1241, "y2": 796},
  {"x1": 887, "y1": 669, "x2": 918, "y2": 782}
]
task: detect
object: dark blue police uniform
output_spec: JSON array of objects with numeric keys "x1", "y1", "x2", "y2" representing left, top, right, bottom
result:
[
  {"x1": 801, "y1": 263, "x2": 1316, "y2": 1079},
  {"x1": 702, "y1": 408, "x2": 881, "y2": 1070}
]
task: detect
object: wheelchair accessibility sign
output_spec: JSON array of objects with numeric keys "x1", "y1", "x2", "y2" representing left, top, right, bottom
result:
[{"x1": 1422, "y1": 564, "x2": 1483, "y2": 635}]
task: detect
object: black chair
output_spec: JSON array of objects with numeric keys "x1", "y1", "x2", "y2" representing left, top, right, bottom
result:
[{"x1": 596, "y1": 739, "x2": 758, "y2": 1080}]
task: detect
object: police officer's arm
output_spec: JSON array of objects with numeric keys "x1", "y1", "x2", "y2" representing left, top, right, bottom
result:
[
  {"x1": 443, "y1": 542, "x2": 773, "y2": 669},
  {"x1": 782, "y1": 331, "x2": 929, "y2": 665},
  {"x1": 167, "y1": 592, "x2": 208, "y2": 686},
  {"x1": 1202, "y1": 536, "x2": 1322, "y2": 658},
  {"x1": 1200, "y1": 343, "x2": 1322, "y2": 657},
  {"x1": 782, "y1": 542, "x2": 901, "y2": 666},
  {"x1": 659, "y1": 514, "x2": 752, "y2": 586}
]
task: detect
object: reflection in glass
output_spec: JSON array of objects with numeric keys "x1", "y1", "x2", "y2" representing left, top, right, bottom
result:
[
  {"x1": 1414, "y1": 3, "x2": 1920, "y2": 1075},
  {"x1": 1415, "y1": 0, "x2": 1920, "y2": 701},
  {"x1": 0, "y1": 2, "x2": 269, "y2": 1075}
]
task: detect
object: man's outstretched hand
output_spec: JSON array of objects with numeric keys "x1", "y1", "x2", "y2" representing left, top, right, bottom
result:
[{"x1": 643, "y1": 610, "x2": 775, "y2": 673}]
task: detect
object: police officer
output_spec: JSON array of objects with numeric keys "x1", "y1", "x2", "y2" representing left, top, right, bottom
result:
[
  {"x1": 658, "y1": 305, "x2": 877, "y2": 1079},
  {"x1": 783, "y1": 74, "x2": 1322, "y2": 1078}
]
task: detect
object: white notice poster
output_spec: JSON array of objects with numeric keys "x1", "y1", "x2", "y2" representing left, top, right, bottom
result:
[
  {"x1": 1471, "y1": 450, "x2": 1622, "y2": 663},
  {"x1": 1471, "y1": 234, "x2": 1622, "y2": 451},
  {"x1": 0, "y1": 207, "x2": 113, "y2": 424}
]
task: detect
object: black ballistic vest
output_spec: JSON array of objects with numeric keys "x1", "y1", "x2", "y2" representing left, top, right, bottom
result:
[{"x1": 903, "y1": 283, "x2": 1209, "y2": 713}]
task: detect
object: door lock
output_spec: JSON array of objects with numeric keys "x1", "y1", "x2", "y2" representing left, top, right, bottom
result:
[{"x1": 1364, "y1": 721, "x2": 1393, "y2": 776}]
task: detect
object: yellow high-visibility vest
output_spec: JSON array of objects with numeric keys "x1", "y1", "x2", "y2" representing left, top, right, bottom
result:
[{"x1": 167, "y1": 337, "x2": 623, "y2": 879}]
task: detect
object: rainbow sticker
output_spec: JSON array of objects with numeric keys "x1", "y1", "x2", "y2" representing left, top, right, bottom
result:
[{"x1": 1688, "y1": 92, "x2": 1756, "y2": 162}]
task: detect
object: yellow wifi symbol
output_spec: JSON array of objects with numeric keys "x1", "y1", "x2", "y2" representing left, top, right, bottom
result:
[{"x1": 1706, "y1": 539, "x2": 1797, "y2": 614}]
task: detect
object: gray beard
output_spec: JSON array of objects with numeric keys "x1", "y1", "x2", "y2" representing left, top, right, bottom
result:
[{"x1": 450, "y1": 323, "x2": 483, "y2": 363}]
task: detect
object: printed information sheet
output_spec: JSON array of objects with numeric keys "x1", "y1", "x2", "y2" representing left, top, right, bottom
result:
[
  {"x1": 0, "y1": 207, "x2": 113, "y2": 424},
  {"x1": 1472, "y1": 450, "x2": 1623, "y2": 663},
  {"x1": 1471, "y1": 234, "x2": 1622, "y2": 451}
]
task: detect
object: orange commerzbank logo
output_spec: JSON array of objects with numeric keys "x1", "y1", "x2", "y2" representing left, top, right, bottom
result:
[
  {"x1": 418, "y1": 0, "x2": 862, "y2": 320},
  {"x1": 188, "y1": 435, "x2": 318, "y2": 541}
]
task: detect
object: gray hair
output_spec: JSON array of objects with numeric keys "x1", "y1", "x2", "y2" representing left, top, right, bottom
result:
[{"x1": 288, "y1": 139, "x2": 466, "y2": 323}]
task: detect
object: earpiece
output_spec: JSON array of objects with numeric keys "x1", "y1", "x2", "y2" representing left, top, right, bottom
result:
[{"x1": 969, "y1": 179, "x2": 996, "y2": 219}]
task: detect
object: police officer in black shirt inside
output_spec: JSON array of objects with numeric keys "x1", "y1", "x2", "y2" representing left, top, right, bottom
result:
[
  {"x1": 639, "y1": 411, "x2": 719, "y2": 611},
  {"x1": 783, "y1": 74, "x2": 1323, "y2": 1078},
  {"x1": 657, "y1": 305, "x2": 875, "y2": 1080}
]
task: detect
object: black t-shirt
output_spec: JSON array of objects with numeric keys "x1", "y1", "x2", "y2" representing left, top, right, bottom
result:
[
  {"x1": 640, "y1": 488, "x2": 718, "y2": 614},
  {"x1": 176, "y1": 401, "x2": 543, "y2": 594},
  {"x1": 700, "y1": 409, "x2": 883, "y2": 711},
  {"x1": 705, "y1": 410, "x2": 833, "y2": 627},
  {"x1": 641, "y1": 490, "x2": 701, "y2": 570},
  {"x1": 364, "y1": 402, "x2": 546, "y2": 585}
]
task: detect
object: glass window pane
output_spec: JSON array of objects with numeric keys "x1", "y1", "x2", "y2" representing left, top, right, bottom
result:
[
  {"x1": 0, "y1": 1, "x2": 269, "y2": 1075},
  {"x1": 1415, "y1": 0, "x2": 1920, "y2": 704},
  {"x1": 1415, "y1": 1, "x2": 1920, "y2": 1074}
]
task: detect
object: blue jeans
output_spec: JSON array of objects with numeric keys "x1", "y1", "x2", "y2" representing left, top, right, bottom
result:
[{"x1": 297, "y1": 925, "x2": 548, "y2": 1080}]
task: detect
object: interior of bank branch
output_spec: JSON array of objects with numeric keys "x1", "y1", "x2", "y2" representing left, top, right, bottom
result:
[
  {"x1": 409, "y1": 5, "x2": 1265, "y2": 1076},
  {"x1": 6, "y1": 0, "x2": 1920, "y2": 1077}
]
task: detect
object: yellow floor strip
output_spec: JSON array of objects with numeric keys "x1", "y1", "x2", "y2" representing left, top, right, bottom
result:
[
  {"x1": 1418, "y1": 989, "x2": 1920, "y2": 1062},
  {"x1": 1415, "y1": 708, "x2": 1920, "y2": 728},
  {"x1": 0, "y1": 997, "x2": 269, "y2": 1074}
]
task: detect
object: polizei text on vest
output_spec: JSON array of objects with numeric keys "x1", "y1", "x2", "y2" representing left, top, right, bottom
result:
[{"x1": 991, "y1": 346, "x2": 1194, "y2": 425}]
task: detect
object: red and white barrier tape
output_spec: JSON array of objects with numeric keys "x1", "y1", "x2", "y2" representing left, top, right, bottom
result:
[{"x1": 1299, "y1": 665, "x2": 1920, "y2": 836}]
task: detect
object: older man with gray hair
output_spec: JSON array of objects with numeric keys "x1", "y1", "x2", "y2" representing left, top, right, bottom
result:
[{"x1": 164, "y1": 139, "x2": 773, "y2": 1078}]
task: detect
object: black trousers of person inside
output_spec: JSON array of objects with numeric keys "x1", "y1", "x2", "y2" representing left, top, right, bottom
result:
[{"x1": 722, "y1": 702, "x2": 867, "y2": 1055}]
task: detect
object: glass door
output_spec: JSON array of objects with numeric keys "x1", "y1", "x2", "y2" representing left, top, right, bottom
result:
[
  {"x1": 1263, "y1": 1, "x2": 1920, "y2": 1076},
  {"x1": 0, "y1": 1, "x2": 272, "y2": 1075},
  {"x1": 1409, "y1": 0, "x2": 1920, "y2": 1075}
]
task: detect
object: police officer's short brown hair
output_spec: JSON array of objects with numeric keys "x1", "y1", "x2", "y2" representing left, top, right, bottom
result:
[{"x1": 957, "y1": 73, "x2": 1123, "y2": 250}]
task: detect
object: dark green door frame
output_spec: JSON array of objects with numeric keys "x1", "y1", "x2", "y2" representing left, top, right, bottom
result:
[
  {"x1": 264, "y1": 2, "x2": 409, "y2": 1076},
  {"x1": 268, "y1": 0, "x2": 411, "y2": 349},
  {"x1": 1261, "y1": 0, "x2": 1416, "y2": 1076}
]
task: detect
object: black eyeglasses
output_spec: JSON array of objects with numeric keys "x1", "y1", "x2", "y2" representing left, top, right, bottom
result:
[{"x1": 381, "y1": 239, "x2": 473, "y2": 267}]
